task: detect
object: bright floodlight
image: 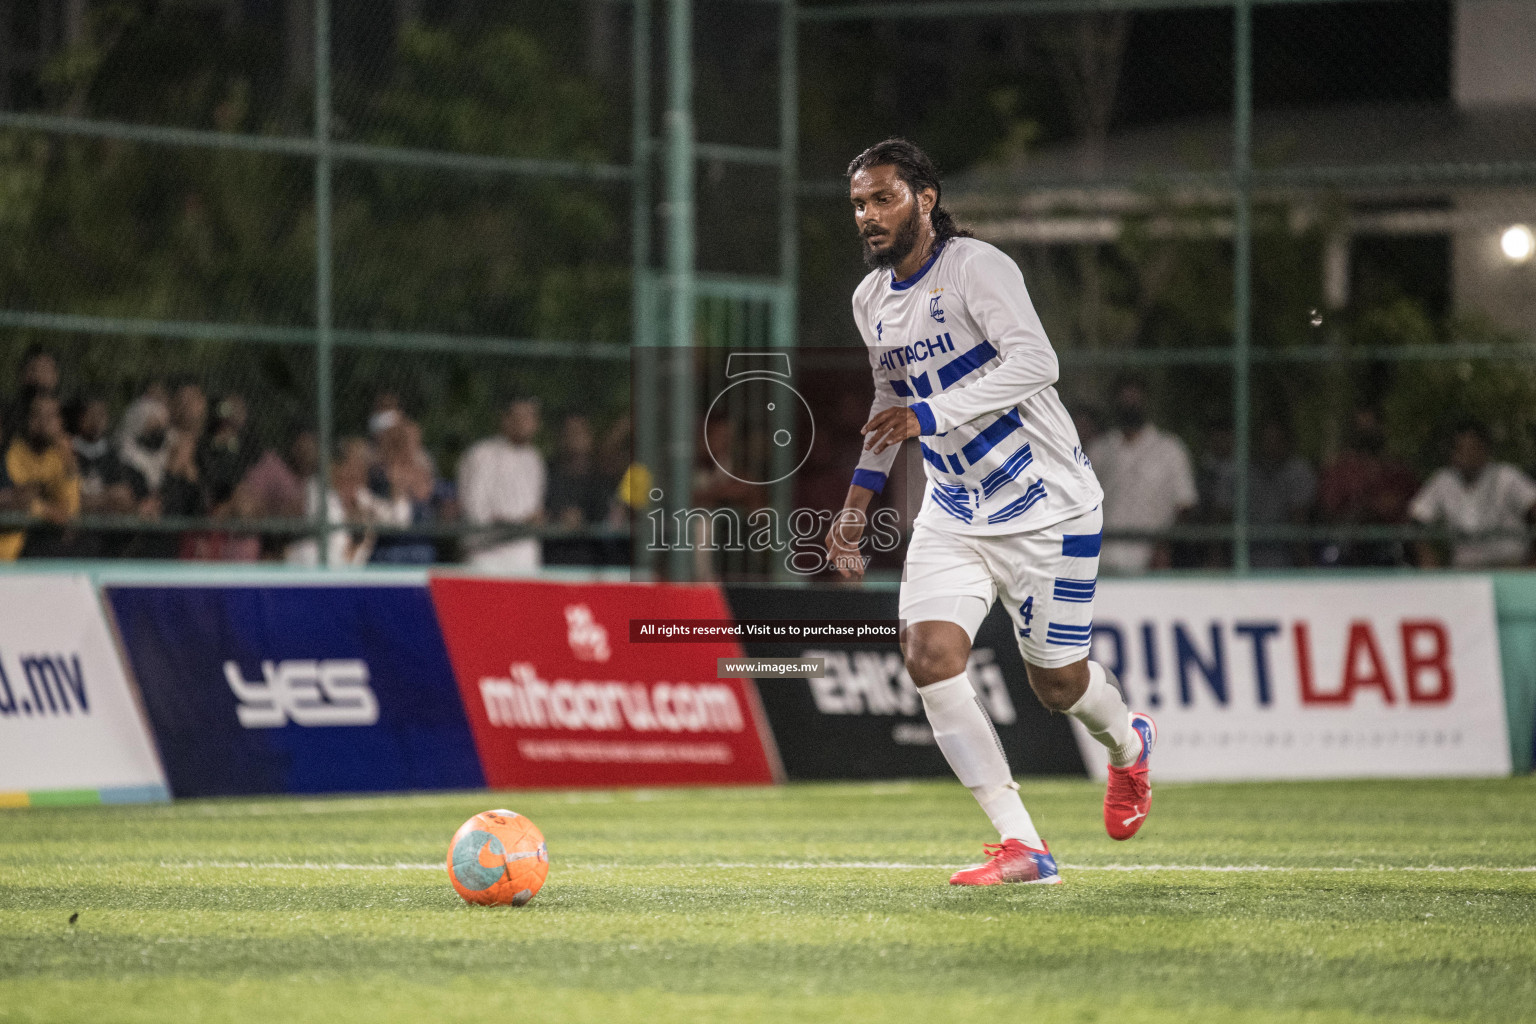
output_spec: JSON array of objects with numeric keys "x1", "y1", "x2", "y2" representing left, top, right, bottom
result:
[{"x1": 1501, "y1": 224, "x2": 1535, "y2": 264}]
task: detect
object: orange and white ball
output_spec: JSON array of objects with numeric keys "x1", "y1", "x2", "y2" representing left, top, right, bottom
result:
[{"x1": 446, "y1": 809, "x2": 549, "y2": 906}]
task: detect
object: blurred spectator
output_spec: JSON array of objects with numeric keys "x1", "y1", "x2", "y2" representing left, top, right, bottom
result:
[
  {"x1": 111, "y1": 385, "x2": 208, "y2": 559},
  {"x1": 64, "y1": 396, "x2": 135, "y2": 557},
  {"x1": 598, "y1": 418, "x2": 633, "y2": 486},
  {"x1": 1196, "y1": 421, "x2": 1236, "y2": 522},
  {"x1": 371, "y1": 415, "x2": 448, "y2": 565},
  {"x1": 116, "y1": 394, "x2": 172, "y2": 515},
  {"x1": 199, "y1": 394, "x2": 258, "y2": 511},
  {"x1": 795, "y1": 393, "x2": 868, "y2": 521},
  {"x1": 114, "y1": 391, "x2": 204, "y2": 558},
  {"x1": 1087, "y1": 376, "x2": 1197, "y2": 573},
  {"x1": 1409, "y1": 421, "x2": 1536, "y2": 568},
  {"x1": 4, "y1": 344, "x2": 60, "y2": 440},
  {"x1": 368, "y1": 391, "x2": 403, "y2": 439},
  {"x1": 0, "y1": 427, "x2": 21, "y2": 520},
  {"x1": 183, "y1": 395, "x2": 262, "y2": 562},
  {"x1": 604, "y1": 418, "x2": 654, "y2": 553},
  {"x1": 182, "y1": 479, "x2": 263, "y2": 562},
  {"x1": 1248, "y1": 420, "x2": 1317, "y2": 568},
  {"x1": 240, "y1": 429, "x2": 319, "y2": 559},
  {"x1": 1317, "y1": 408, "x2": 1419, "y2": 566},
  {"x1": 544, "y1": 413, "x2": 620, "y2": 566},
  {"x1": 1193, "y1": 419, "x2": 1236, "y2": 567},
  {"x1": 17, "y1": 345, "x2": 59, "y2": 392},
  {"x1": 66, "y1": 397, "x2": 133, "y2": 513},
  {"x1": 458, "y1": 398, "x2": 545, "y2": 573},
  {"x1": 795, "y1": 392, "x2": 894, "y2": 576},
  {"x1": 115, "y1": 382, "x2": 169, "y2": 446},
  {"x1": 241, "y1": 429, "x2": 319, "y2": 522},
  {"x1": 1071, "y1": 402, "x2": 1103, "y2": 454},
  {"x1": 372, "y1": 415, "x2": 436, "y2": 505},
  {"x1": 169, "y1": 381, "x2": 208, "y2": 436},
  {"x1": 0, "y1": 393, "x2": 80, "y2": 560},
  {"x1": 286, "y1": 437, "x2": 409, "y2": 567},
  {"x1": 691, "y1": 416, "x2": 767, "y2": 579},
  {"x1": 162, "y1": 384, "x2": 209, "y2": 520},
  {"x1": 694, "y1": 416, "x2": 764, "y2": 511}
]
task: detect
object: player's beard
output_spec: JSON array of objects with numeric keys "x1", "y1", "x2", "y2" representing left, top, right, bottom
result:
[{"x1": 861, "y1": 206, "x2": 922, "y2": 270}]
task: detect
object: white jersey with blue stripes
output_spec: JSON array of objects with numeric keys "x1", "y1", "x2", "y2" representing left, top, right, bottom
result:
[{"x1": 850, "y1": 236, "x2": 1103, "y2": 536}]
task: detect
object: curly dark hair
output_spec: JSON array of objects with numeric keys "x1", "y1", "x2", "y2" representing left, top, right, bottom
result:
[{"x1": 846, "y1": 138, "x2": 973, "y2": 246}]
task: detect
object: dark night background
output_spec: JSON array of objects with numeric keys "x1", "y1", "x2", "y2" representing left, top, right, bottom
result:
[{"x1": 5, "y1": 0, "x2": 1519, "y2": 496}]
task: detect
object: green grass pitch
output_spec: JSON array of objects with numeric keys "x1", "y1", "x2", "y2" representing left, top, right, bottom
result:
[{"x1": 2, "y1": 777, "x2": 1534, "y2": 1024}]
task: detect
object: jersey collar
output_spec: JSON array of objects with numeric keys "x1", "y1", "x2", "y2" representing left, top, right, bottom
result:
[{"x1": 890, "y1": 239, "x2": 945, "y2": 291}]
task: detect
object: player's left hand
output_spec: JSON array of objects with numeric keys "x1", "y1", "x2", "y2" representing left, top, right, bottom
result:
[{"x1": 862, "y1": 407, "x2": 921, "y2": 454}]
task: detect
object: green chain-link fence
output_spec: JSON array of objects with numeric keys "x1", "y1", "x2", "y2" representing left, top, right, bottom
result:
[{"x1": 1, "y1": 0, "x2": 1532, "y2": 574}]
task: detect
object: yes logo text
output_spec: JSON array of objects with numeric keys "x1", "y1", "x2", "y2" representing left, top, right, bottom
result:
[{"x1": 224, "y1": 659, "x2": 380, "y2": 728}]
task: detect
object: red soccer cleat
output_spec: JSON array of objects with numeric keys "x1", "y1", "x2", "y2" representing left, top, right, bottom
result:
[
  {"x1": 948, "y1": 839, "x2": 1062, "y2": 886},
  {"x1": 1104, "y1": 712, "x2": 1156, "y2": 841}
]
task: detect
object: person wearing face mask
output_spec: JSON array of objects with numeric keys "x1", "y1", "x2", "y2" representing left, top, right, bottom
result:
[
  {"x1": 114, "y1": 390, "x2": 215, "y2": 558},
  {"x1": 1085, "y1": 375, "x2": 1197, "y2": 574},
  {"x1": 0, "y1": 393, "x2": 80, "y2": 560},
  {"x1": 116, "y1": 395, "x2": 173, "y2": 515}
]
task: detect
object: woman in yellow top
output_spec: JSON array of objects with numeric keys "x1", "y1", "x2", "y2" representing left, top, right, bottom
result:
[{"x1": 0, "y1": 393, "x2": 80, "y2": 560}]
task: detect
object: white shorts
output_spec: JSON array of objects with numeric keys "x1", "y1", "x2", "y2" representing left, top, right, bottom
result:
[{"x1": 898, "y1": 505, "x2": 1102, "y2": 669}]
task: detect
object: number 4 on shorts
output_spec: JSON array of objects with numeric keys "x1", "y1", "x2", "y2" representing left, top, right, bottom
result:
[{"x1": 1018, "y1": 596, "x2": 1034, "y2": 638}]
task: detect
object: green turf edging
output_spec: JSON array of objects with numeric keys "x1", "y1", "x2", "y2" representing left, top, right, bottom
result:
[
  {"x1": 1, "y1": 785, "x2": 170, "y2": 809},
  {"x1": 25, "y1": 789, "x2": 102, "y2": 807}
]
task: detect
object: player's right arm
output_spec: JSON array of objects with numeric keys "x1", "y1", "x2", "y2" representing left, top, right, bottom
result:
[
  {"x1": 825, "y1": 306, "x2": 905, "y2": 579},
  {"x1": 825, "y1": 482, "x2": 877, "y2": 580},
  {"x1": 825, "y1": 393, "x2": 901, "y2": 579}
]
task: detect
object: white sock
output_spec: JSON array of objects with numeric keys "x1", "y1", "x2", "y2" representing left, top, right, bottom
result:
[
  {"x1": 919, "y1": 672, "x2": 1042, "y2": 846},
  {"x1": 1067, "y1": 661, "x2": 1140, "y2": 768}
]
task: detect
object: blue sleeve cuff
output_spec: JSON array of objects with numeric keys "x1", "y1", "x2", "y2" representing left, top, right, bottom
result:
[
  {"x1": 910, "y1": 401, "x2": 937, "y2": 436},
  {"x1": 850, "y1": 469, "x2": 888, "y2": 494}
]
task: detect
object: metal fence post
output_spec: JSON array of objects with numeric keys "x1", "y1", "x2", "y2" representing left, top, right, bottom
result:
[
  {"x1": 665, "y1": 0, "x2": 696, "y2": 580},
  {"x1": 1232, "y1": 0, "x2": 1253, "y2": 573},
  {"x1": 767, "y1": 0, "x2": 800, "y2": 581},
  {"x1": 778, "y1": 0, "x2": 798, "y2": 350},
  {"x1": 314, "y1": 0, "x2": 335, "y2": 566},
  {"x1": 631, "y1": 0, "x2": 658, "y2": 577}
]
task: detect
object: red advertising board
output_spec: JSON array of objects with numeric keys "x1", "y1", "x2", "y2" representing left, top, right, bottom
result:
[{"x1": 428, "y1": 577, "x2": 780, "y2": 788}]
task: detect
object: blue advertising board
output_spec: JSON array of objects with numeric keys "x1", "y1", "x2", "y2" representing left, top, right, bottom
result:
[{"x1": 106, "y1": 585, "x2": 485, "y2": 797}]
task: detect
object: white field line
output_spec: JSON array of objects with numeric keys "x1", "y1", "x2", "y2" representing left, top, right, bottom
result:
[
  {"x1": 157, "y1": 860, "x2": 1536, "y2": 874},
  {"x1": 159, "y1": 861, "x2": 444, "y2": 871}
]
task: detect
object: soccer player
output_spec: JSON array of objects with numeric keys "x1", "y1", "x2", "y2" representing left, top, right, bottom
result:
[{"x1": 823, "y1": 139, "x2": 1155, "y2": 886}]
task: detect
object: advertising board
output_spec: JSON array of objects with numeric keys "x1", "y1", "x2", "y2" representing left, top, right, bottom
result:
[
  {"x1": 429, "y1": 578, "x2": 779, "y2": 788},
  {"x1": 106, "y1": 584, "x2": 485, "y2": 797},
  {"x1": 0, "y1": 575, "x2": 168, "y2": 805},
  {"x1": 724, "y1": 585, "x2": 1085, "y2": 780},
  {"x1": 1083, "y1": 577, "x2": 1511, "y2": 780}
]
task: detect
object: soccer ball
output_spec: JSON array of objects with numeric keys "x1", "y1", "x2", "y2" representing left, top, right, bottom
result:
[{"x1": 446, "y1": 809, "x2": 549, "y2": 906}]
